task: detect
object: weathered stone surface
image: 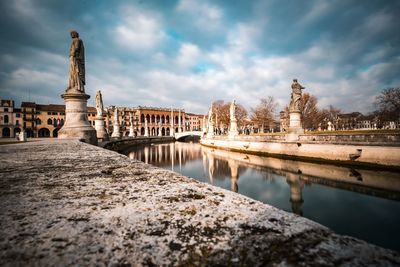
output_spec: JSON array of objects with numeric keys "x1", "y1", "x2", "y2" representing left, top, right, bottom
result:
[{"x1": 0, "y1": 140, "x2": 399, "y2": 266}]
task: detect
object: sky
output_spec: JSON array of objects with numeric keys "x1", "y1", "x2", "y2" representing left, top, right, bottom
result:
[{"x1": 0, "y1": 0, "x2": 399, "y2": 115}]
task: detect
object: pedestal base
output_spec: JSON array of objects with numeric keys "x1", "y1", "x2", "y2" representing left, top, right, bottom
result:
[
  {"x1": 228, "y1": 120, "x2": 239, "y2": 140},
  {"x1": 111, "y1": 125, "x2": 121, "y2": 138},
  {"x1": 206, "y1": 125, "x2": 214, "y2": 139},
  {"x1": 287, "y1": 111, "x2": 304, "y2": 141},
  {"x1": 129, "y1": 127, "x2": 135, "y2": 137},
  {"x1": 58, "y1": 92, "x2": 97, "y2": 145},
  {"x1": 95, "y1": 117, "x2": 109, "y2": 141}
]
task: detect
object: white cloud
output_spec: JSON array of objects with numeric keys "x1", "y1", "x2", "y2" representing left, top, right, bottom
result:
[
  {"x1": 176, "y1": 0, "x2": 223, "y2": 33},
  {"x1": 113, "y1": 6, "x2": 165, "y2": 51},
  {"x1": 176, "y1": 43, "x2": 201, "y2": 69}
]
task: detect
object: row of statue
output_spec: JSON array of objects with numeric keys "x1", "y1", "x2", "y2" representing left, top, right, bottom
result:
[{"x1": 62, "y1": 30, "x2": 306, "y2": 143}]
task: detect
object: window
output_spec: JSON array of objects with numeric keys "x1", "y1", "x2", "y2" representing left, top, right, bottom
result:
[
  {"x1": 4, "y1": 108, "x2": 8, "y2": 112},
  {"x1": 48, "y1": 112, "x2": 51, "y2": 115},
  {"x1": 16, "y1": 113, "x2": 20, "y2": 118},
  {"x1": 47, "y1": 118, "x2": 52, "y2": 125},
  {"x1": 4, "y1": 115, "x2": 9, "y2": 124},
  {"x1": 52, "y1": 112, "x2": 57, "y2": 115},
  {"x1": 36, "y1": 118, "x2": 41, "y2": 125},
  {"x1": 16, "y1": 120, "x2": 19, "y2": 125}
]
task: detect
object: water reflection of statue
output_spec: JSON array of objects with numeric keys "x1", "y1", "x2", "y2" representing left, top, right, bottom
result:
[
  {"x1": 290, "y1": 79, "x2": 305, "y2": 112},
  {"x1": 286, "y1": 172, "x2": 304, "y2": 216},
  {"x1": 230, "y1": 100, "x2": 236, "y2": 121},
  {"x1": 95, "y1": 90, "x2": 104, "y2": 117},
  {"x1": 67, "y1": 30, "x2": 85, "y2": 92},
  {"x1": 228, "y1": 159, "x2": 239, "y2": 193}
]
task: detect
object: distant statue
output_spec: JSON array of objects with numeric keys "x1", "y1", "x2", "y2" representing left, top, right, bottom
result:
[
  {"x1": 95, "y1": 90, "x2": 104, "y2": 117},
  {"x1": 114, "y1": 107, "x2": 119, "y2": 124},
  {"x1": 290, "y1": 79, "x2": 305, "y2": 111},
  {"x1": 129, "y1": 112, "x2": 133, "y2": 125},
  {"x1": 230, "y1": 100, "x2": 236, "y2": 120},
  {"x1": 67, "y1": 30, "x2": 85, "y2": 92},
  {"x1": 208, "y1": 105, "x2": 213, "y2": 125}
]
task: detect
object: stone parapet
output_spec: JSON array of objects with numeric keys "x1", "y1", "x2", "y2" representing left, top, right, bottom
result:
[
  {"x1": 201, "y1": 138, "x2": 400, "y2": 168},
  {"x1": 0, "y1": 140, "x2": 399, "y2": 266}
]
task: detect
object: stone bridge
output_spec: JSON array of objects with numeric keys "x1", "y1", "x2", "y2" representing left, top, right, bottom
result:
[{"x1": 174, "y1": 131, "x2": 203, "y2": 140}]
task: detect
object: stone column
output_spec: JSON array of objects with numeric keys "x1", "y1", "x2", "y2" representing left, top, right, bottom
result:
[
  {"x1": 58, "y1": 92, "x2": 98, "y2": 145},
  {"x1": 158, "y1": 122, "x2": 162, "y2": 137},
  {"x1": 170, "y1": 108, "x2": 175, "y2": 137},
  {"x1": 178, "y1": 110, "x2": 182, "y2": 133},
  {"x1": 144, "y1": 118, "x2": 149, "y2": 137},
  {"x1": 111, "y1": 108, "x2": 121, "y2": 138}
]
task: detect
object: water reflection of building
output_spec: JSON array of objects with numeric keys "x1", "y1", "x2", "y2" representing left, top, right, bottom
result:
[{"x1": 128, "y1": 142, "x2": 202, "y2": 172}]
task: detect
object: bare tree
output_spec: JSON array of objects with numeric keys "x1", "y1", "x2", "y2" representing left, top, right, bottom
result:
[
  {"x1": 299, "y1": 93, "x2": 323, "y2": 130},
  {"x1": 250, "y1": 96, "x2": 278, "y2": 131},
  {"x1": 212, "y1": 100, "x2": 248, "y2": 130},
  {"x1": 375, "y1": 87, "x2": 400, "y2": 121}
]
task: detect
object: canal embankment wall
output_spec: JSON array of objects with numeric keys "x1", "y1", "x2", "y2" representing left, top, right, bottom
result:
[
  {"x1": 0, "y1": 139, "x2": 399, "y2": 266},
  {"x1": 200, "y1": 134, "x2": 400, "y2": 169},
  {"x1": 101, "y1": 136, "x2": 175, "y2": 153}
]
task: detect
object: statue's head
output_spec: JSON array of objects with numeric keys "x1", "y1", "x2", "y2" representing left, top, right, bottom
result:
[
  {"x1": 293, "y1": 79, "x2": 298, "y2": 82},
  {"x1": 70, "y1": 30, "x2": 79, "y2": 38}
]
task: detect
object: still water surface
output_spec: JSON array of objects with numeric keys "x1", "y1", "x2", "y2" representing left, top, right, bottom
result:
[{"x1": 125, "y1": 141, "x2": 400, "y2": 251}]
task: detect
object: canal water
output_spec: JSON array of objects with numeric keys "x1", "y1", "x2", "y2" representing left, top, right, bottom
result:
[{"x1": 124, "y1": 141, "x2": 400, "y2": 251}]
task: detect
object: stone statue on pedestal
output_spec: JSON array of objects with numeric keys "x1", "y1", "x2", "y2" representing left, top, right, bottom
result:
[
  {"x1": 111, "y1": 107, "x2": 121, "y2": 138},
  {"x1": 287, "y1": 79, "x2": 305, "y2": 140},
  {"x1": 58, "y1": 30, "x2": 97, "y2": 145},
  {"x1": 290, "y1": 79, "x2": 305, "y2": 112},
  {"x1": 93, "y1": 90, "x2": 109, "y2": 141},
  {"x1": 128, "y1": 112, "x2": 135, "y2": 137},
  {"x1": 228, "y1": 99, "x2": 239, "y2": 139},
  {"x1": 206, "y1": 104, "x2": 214, "y2": 138},
  {"x1": 67, "y1": 30, "x2": 85, "y2": 93},
  {"x1": 230, "y1": 100, "x2": 236, "y2": 121},
  {"x1": 95, "y1": 90, "x2": 104, "y2": 117}
]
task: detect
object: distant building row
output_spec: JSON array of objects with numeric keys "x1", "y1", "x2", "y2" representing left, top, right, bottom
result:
[{"x1": 0, "y1": 98, "x2": 205, "y2": 138}]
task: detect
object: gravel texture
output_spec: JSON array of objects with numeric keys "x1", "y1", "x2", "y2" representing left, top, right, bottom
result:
[{"x1": 0, "y1": 139, "x2": 399, "y2": 266}]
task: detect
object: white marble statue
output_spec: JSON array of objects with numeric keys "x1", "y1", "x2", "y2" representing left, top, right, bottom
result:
[
  {"x1": 95, "y1": 90, "x2": 104, "y2": 117},
  {"x1": 230, "y1": 100, "x2": 236, "y2": 121}
]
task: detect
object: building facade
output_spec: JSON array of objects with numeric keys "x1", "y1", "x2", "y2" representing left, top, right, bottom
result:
[{"x1": 0, "y1": 98, "x2": 205, "y2": 138}]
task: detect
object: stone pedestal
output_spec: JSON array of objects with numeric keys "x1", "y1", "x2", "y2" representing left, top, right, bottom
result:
[
  {"x1": 287, "y1": 111, "x2": 304, "y2": 141},
  {"x1": 228, "y1": 119, "x2": 239, "y2": 140},
  {"x1": 58, "y1": 92, "x2": 97, "y2": 145},
  {"x1": 129, "y1": 126, "x2": 135, "y2": 137},
  {"x1": 111, "y1": 123, "x2": 121, "y2": 138},
  {"x1": 19, "y1": 131, "x2": 27, "y2": 142},
  {"x1": 206, "y1": 124, "x2": 214, "y2": 139},
  {"x1": 94, "y1": 116, "x2": 109, "y2": 141}
]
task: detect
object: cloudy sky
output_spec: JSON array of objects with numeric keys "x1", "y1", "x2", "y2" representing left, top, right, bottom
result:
[{"x1": 0, "y1": 0, "x2": 399, "y2": 114}]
